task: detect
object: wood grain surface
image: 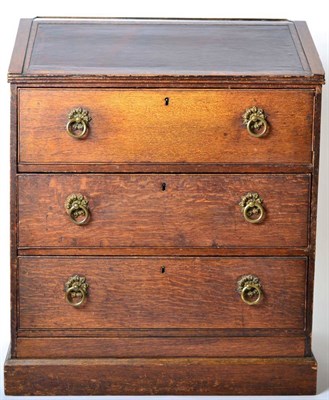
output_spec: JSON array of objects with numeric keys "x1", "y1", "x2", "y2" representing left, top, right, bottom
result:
[
  {"x1": 17, "y1": 327, "x2": 306, "y2": 338},
  {"x1": 17, "y1": 247, "x2": 310, "y2": 257},
  {"x1": 18, "y1": 89, "x2": 314, "y2": 165},
  {"x1": 16, "y1": 336, "x2": 306, "y2": 358},
  {"x1": 18, "y1": 174, "x2": 310, "y2": 249},
  {"x1": 10, "y1": 85, "x2": 19, "y2": 357},
  {"x1": 8, "y1": 19, "x2": 33, "y2": 75},
  {"x1": 7, "y1": 17, "x2": 325, "y2": 397},
  {"x1": 4, "y1": 356, "x2": 317, "y2": 395},
  {"x1": 18, "y1": 257, "x2": 306, "y2": 330},
  {"x1": 18, "y1": 163, "x2": 314, "y2": 174}
]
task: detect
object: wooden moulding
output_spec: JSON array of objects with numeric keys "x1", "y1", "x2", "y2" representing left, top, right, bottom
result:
[{"x1": 4, "y1": 354, "x2": 317, "y2": 395}]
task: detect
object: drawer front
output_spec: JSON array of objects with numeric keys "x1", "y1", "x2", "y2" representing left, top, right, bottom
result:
[
  {"x1": 17, "y1": 337, "x2": 306, "y2": 359},
  {"x1": 18, "y1": 174, "x2": 310, "y2": 249},
  {"x1": 19, "y1": 89, "x2": 314, "y2": 165},
  {"x1": 19, "y1": 257, "x2": 307, "y2": 330}
]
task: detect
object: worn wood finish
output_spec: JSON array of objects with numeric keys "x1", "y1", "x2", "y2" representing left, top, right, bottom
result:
[
  {"x1": 7, "y1": 18, "x2": 324, "y2": 396},
  {"x1": 17, "y1": 328, "x2": 309, "y2": 338},
  {"x1": 305, "y1": 87, "x2": 322, "y2": 347},
  {"x1": 18, "y1": 162, "x2": 314, "y2": 174},
  {"x1": 8, "y1": 19, "x2": 33, "y2": 75},
  {"x1": 294, "y1": 22, "x2": 325, "y2": 77},
  {"x1": 17, "y1": 246, "x2": 310, "y2": 257},
  {"x1": 4, "y1": 356, "x2": 318, "y2": 395},
  {"x1": 18, "y1": 173, "x2": 310, "y2": 249},
  {"x1": 10, "y1": 85, "x2": 19, "y2": 358},
  {"x1": 10, "y1": 77, "x2": 326, "y2": 87},
  {"x1": 19, "y1": 89, "x2": 314, "y2": 165},
  {"x1": 16, "y1": 336, "x2": 305, "y2": 358},
  {"x1": 19, "y1": 257, "x2": 306, "y2": 330}
]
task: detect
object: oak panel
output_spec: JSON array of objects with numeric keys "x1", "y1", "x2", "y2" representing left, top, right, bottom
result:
[
  {"x1": 19, "y1": 257, "x2": 306, "y2": 330},
  {"x1": 18, "y1": 174, "x2": 310, "y2": 249},
  {"x1": 4, "y1": 356, "x2": 317, "y2": 395},
  {"x1": 19, "y1": 89, "x2": 314, "y2": 165},
  {"x1": 16, "y1": 336, "x2": 305, "y2": 358}
]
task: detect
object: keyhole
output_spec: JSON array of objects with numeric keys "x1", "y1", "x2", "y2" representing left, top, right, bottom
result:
[
  {"x1": 164, "y1": 97, "x2": 170, "y2": 106},
  {"x1": 162, "y1": 182, "x2": 167, "y2": 191},
  {"x1": 161, "y1": 266, "x2": 166, "y2": 274}
]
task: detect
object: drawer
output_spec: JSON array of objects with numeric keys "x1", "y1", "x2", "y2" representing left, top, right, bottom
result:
[
  {"x1": 19, "y1": 257, "x2": 307, "y2": 330},
  {"x1": 18, "y1": 174, "x2": 310, "y2": 249},
  {"x1": 17, "y1": 337, "x2": 306, "y2": 359},
  {"x1": 18, "y1": 89, "x2": 314, "y2": 166}
]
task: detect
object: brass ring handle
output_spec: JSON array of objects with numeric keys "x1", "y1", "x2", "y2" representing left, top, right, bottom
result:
[
  {"x1": 64, "y1": 275, "x2": 89, "y2": 308},
  {"x1": 243, "y1": 106, "x2": 269, "y2": 138},
  {"x1": 243, "y1": 201, "x2": 264, "y2": 224},
  {"x1": 66, "y1": 108, "x2": 92, "y2": 139},
  {"x1": 237, "y1": 275, "x2": 263, "y2": 306},
  {"x1": 241, "y1": 283, "x2": 262, "y2": 305},
  {"x1": 66, "y1": 118, "x2": 88, "y2": 139},
  {"x1": 65, "y1": 286, "x2": 86, "y2": 307},
  {"x1": 65, "y1": 193, "x2": 91, "y2": 226},
  {"x1": 246, "y1": 116, "x2": 268, "y2": 138},
  {"x1": 68, "y1": 203, "x2": 90, "y2": 225},
  {"x1": 239, "y1": 192, "x2": 265, "y2": 224}
]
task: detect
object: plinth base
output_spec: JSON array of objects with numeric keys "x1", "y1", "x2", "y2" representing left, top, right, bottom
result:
[{"x1": 4, "y1": 352, "x2": 317, "y2": 395}]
